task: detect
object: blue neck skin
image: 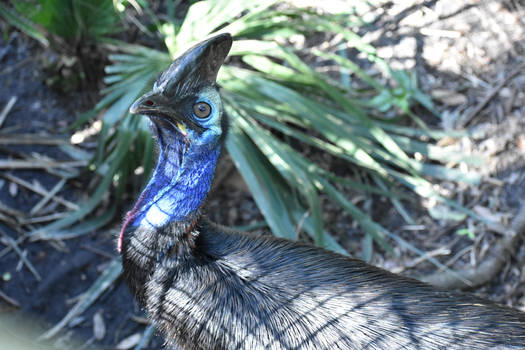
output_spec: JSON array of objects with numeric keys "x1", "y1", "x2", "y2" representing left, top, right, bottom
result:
[{"x1": 129, "y1": 130, "x2": 220, "y2": 231}]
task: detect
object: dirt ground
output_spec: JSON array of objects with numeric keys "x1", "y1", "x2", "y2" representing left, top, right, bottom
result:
[
  {"x1": 1, "y1": 1, "x2": 525, "y2": 349},
  {"x1": 357, "y1": 0, "x2": 525, "y2": 306}
]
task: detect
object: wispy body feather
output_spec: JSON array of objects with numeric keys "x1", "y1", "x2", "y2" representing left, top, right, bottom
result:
[{"x1": 123, "y1": 221, "x2": 525, "y2": 349}]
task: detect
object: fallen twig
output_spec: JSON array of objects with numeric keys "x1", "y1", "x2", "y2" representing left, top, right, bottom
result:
[
  {"x1": 459, "y1": 62, "x2": 525, "y2": 127},
  {"x1": 0, "y1": 146, "x2": 79, "y2": 178},
  {"x1": 0, "y1": 96, "x2": 17, "y2": 128},
  {"x1": 0, "y1": 289, "x2": 20, "y2": 308},
  {"x1": 391, "y1": 246, "x2": 451, "y2": 274},
  {"x1": 0, "y1": 133, "x2": 69, "y2": 145},
  {"x1": 19, "y1": 212, "x2": 69, "y2": 225},
  {"x1": 0, "y1": 173, "x2": 78, "y2": 210},
  {"x1": 0, "y1": 236, "x2": 25, "y2": 259},
  {"x1": 421, "y1": 205, "x2": 525, "y2": 290},
  {"x1": 0, "y1": 202, "x2": 26, "y2": 222},
  {"x1": 30, "y1": 178, "x2": 67, "y2": 215},
  {"x1": 0, "y1": 159, "x2": 87, "y2": 169},
  {"x1": 0, "y1": 212, "x2": 22, "y2": 233},
  {"x1": 0, "y1": 233, "x2": 41, "y2": 281}
]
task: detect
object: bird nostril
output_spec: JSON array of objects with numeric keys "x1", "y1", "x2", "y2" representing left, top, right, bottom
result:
[{"x1": 145, "y1": 100, "x2": 154, "y2": 106}]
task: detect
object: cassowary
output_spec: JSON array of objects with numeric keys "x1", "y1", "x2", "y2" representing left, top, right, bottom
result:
[{"x1": 120, "y1": 33, "x2": 525, "y2": 349}]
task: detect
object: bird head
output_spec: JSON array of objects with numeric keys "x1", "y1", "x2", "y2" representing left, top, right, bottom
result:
[{"x1": 129, "y1": 33, "x2": 232, "y2": 153}]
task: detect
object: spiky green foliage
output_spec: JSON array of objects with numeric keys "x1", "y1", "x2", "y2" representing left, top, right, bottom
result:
[
  {"x1": 0, "y1": 0, "x2": 120, "y2": 45},
  {"x1": 32, "y1": 0, "x2": 481, "y2": 255}
]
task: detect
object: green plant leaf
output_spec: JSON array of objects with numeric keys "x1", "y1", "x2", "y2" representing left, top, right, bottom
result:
[
  {"x1": 0, "y1": 3, "x2": 49, "y2": 46},
  {"x1": 226, "y1": 123, "x2": 297, "y2": 240}
]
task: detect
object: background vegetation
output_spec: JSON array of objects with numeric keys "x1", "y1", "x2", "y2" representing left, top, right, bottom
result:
[{"x1": 1, "y1": 0, "x2": 479, "y2": 255}]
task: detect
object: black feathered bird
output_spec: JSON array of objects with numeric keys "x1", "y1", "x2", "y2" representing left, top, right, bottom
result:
[{"x1": 120, "y1": 33, "x2": 525, "y2": 349}]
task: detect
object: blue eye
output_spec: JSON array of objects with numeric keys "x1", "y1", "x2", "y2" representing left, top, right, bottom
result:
[{"x1": 193, "y1": 102, "x2": 211, "y2": 119}]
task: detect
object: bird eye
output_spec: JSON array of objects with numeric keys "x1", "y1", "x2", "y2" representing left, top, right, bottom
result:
[{"x1": 193, "y1": 102, "x2": 211, "y2": 119}]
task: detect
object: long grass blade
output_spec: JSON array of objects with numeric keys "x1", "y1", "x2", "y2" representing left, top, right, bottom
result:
[
  {"x1": 39, "y1": 258, "x2": 122, "y2": 340},
  {"x1": 0, "y1": 3, "x2": 49, "y2": 46}
]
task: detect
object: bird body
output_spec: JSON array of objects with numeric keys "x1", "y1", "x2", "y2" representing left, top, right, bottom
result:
[{"x1": 121, "y1": 33, "x2": 525, "y2": 349}]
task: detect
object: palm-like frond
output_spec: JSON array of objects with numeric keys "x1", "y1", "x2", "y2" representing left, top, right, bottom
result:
[
  {"x1": 1, "y1": 0, "x2": 120, "y2": 45},
  {"x1": 36, "y1": 1, "x2": 480, "y2": 255}
]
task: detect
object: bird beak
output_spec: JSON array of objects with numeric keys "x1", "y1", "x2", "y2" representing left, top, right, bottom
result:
[
  {"x1": 129, "y1": 91, "x2": 157, "y2": 115},
  {"x1": 129, "y1": 33, "x2": 232, "y2": 116}
]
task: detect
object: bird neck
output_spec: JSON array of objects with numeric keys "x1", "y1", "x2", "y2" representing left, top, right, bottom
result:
[{"x1": 121, "y1": 139, "x2": 220, "y2": 247}]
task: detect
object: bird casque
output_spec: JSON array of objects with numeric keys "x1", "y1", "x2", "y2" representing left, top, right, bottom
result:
[{"x1": 121, "y1": 33, "x2": 525, "y2": 350}]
